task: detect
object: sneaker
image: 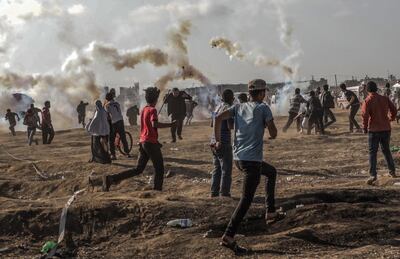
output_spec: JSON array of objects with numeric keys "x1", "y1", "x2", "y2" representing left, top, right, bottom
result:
[
  {"x1": 178, "y1": 135, "x2": 183, "y2": 140},
  {"x1": 388, "y1": 171, "x2": 397, "y2": 178},
  {"x1": 366, "y1": 176, "x2": 377, "y2": 185},
  {"x1": 102, "y1": 175, "x2": 111, "y2": 192}
]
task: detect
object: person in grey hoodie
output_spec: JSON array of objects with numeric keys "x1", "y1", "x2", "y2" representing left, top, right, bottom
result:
[{"x1": 105, "y1": 93, "x2": 131, "y2": 159}]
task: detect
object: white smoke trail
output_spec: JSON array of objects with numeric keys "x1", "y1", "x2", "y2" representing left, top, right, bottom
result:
[{"x1": 209, "y1": 37, "x2": 245, "y2": 60}]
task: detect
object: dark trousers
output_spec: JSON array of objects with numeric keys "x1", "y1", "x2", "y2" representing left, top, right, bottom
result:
[
  {"x1": 368, "y1": 131, "x2": 395, "y2": 177},
  {"x1": 211, "y1": 144, "x2": 233, "y2": 196},
  {"x1": 128, "y1": 116, "x2": 137, "y2": 126},
  {"x1": 109, "y1": 120, "x2": 129, "y2": 155},
  {"x1": 27, "y1": 127, "x2": 36, "y2": 145},
  {"x1": 283, "y1": 112, "x2": 301, "y2": 132},
  {"x1": 224, "y1": 160, "x2": 277, "y2": 237},
  {"x1": 78, "y1": 113, "x2": 86, "y2": 127},
  {"x1": 308, "y1": 110, "x2": 324, "y2": 135},
  {"x1": 42, "y1": 124, "x2": 54, "y2": 144},
  {"x1": 323, "y1": 107, "x2": 336, "y2": 129},
  {"x1": 9, "y1": 122, "x2": 16, "y2": 136},
  {"x1": 171, "y1": 115, "x2": 184, "y2": 141},
  {"x1": 349, "y1": 104, "x2": 361, "y2": 131},
  {"x1": 109, "y1": 142, "x2": 164, "y2": 190}
]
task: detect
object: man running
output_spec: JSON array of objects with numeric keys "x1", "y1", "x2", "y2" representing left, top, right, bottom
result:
[
  {"x1": 42, "y1": 101, "x2": 55, "y2": 144},
  {"x1": 102, "y1": 87, "x2": 176, "y2": 191},
  {"x1": 321, "y1": 84, "x2": 336, "y2": 129},
  {"x1": 340, "y1": 83, "x2": 361, "y2": 132},
  {"x1": 185, "y1": 99, "x2": 198, "y2": 126},
  {"x1": 23, "y1": 108, "x2": 39, "y2": 145},
  {"x1": 362, "y1": 81, "x2": 397, "y2": 185},
  {"x1": 30, "y1": 103, "x2": 42, "y2": 125},
  {"x1": 214, "y1": 79, "x2": 281, "y2": 254},
  {"x1": 5, "y1": 109, "x2": 20, "y2": 136},
  {"x1": 164, "y1": 88, "x2": 192, "y2": 142},
  {"x1": 76, "y1": 101, "x2": 89, "y2": 128},
  {"x1": 283, "y1": 88, "x2": 307, "y2": 133}
]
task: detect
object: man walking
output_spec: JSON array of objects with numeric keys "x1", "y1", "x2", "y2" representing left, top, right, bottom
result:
[
  {"x1": 76, "y1": 101, "x2": 89, "y2": 128},
  {"x1": 126, "y1": 105, "x2": 140, "y2": 126},
  {"x1": 321, "y1": 84, "x2": 336, "y2": 129},
  {"x1": 5, "y1": 109, "x2": 20, "y2": 136},
  {"x1": 214, "y1": 79, "x2": 282, "y2": 254},
  {"x1": 210, "y1": 89, "x2": 234, "y2": 198},
  {"x1": 340, "y1": 83, "x2": 361, "y2": 132},
  {"x1": 362, "y1": 81, "x2": 397, "y2": 185},
  {"x1": 164, "y1": 88, "x2": 192, "y2": 142},
  {"x1": 42, "y1": 101, "x2": 55, "y2": 144},
  {"x1": 104, "y1": 93, "x2": 131, "y2": 159},
  {"x1": 307, "y1": 91, "x2": 325, "y2": 135},
  {"x1": 283, "y1": 88, "x2": 307, "y2": 133}
]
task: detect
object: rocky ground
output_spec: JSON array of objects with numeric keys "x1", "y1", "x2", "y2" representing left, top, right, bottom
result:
[{"x1": 0, "y1": 110, "x2": 400, "y2": 258}]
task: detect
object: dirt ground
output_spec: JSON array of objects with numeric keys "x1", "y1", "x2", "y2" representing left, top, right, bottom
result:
[{"x1": 1, "y1": 110, "x2": 400, "y2": 258}]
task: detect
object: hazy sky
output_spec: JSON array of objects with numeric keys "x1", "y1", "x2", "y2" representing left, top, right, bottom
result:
[{"x1": 1, "y1": 0, "x2": 399, "y2": 88}]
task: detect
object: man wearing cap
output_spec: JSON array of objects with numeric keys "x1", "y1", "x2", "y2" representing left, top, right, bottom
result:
[
  {"x1": 163, "y1": 88, "x2": 192, "y2": 143},
  {"x1": 213, "y1": 79, "x2": 282, "y2": 254}
]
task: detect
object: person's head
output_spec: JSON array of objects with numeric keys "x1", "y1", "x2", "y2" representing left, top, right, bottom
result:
[
  {"x1": 309, "y1": 90, "x2": 315, "y2": 97},
  {"x1": 340, "y1": 83, "x2": 347, "y2": 92},
  {"x1": 95, "y1": 100, "x2": 102, "y2": 110},
  {"x1": 248, "y1": 79, "x2": 267, "y2": 102},
  {"x1": 367, "y1": 81, "x2": 378, "y2": 93},
  {"x1": 222, "y1": 89, "x2": 234, "y2": 105},
  {"x1": 105, "y1": 93, "x2": 114, "y2": 102},
  {"x1": 316, "y1": 86, "x2": 321, "y2": 92},
  {"x1": 30, "y1": 103, "x2": 34, "y2": 109},
  {"x1": 238, "y1": 93, "x2": 248, "y2": 103},
  {"x1": 323, "y1": 84, "x2": 329, "y2": 91},
  {"x1": 295, "y1": 88, "x2": 300, "y2": 94},
  {"x1": 6, "y1": 108, "x2": 10, "y2": 113},
  {"x1": 385, "y1": 82, "x2": 390, "y2": 88},
  {"x1": 145, "y1": 87, "x2": 160, "y2": 105},
  {"x1": 172, "y1": 87, "x2": 179, "y2": 97},
  {"x1": 80, "y1": 100, "x2": 83, "y2": 104},
  {"x1": 44, "y1": 100, "x2": 50, "y2": 108},
  {"x1": 109, "y1": 88, "x2": 116, "y2": 98}
]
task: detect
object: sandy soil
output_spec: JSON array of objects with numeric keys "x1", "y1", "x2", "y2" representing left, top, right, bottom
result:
[{"x1": 0, "y1": 110, "x2": 400, "y2": 258}]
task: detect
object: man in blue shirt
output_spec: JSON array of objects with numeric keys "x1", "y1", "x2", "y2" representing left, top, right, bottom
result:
[
  {"x1": 214, "y1": 79, "x2": 280, "y2": 254},
  {"x1": 210, "y1": 89, "x2": 234, "y2": 197}
]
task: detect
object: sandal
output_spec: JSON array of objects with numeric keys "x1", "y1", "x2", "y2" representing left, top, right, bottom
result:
[{"x1": 220, "y1": 240, "x2": 248, "y2": 255}]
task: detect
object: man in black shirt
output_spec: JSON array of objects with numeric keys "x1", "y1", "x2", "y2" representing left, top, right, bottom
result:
[
  {"x1": 5, "y1": 109, "x2": 20, "y2": 136},
  {"x1": 307, "y1": 91, "x2": 324, "y2": 135},
  {"x1": 164, "y1": 88, "x2": 192, "y2": 142},
  {"x1": 321, "y1": 84, "x2": 336, "y2": 129},
  {"x1": 340, "y1": 83, "x2": 361, "y2": 132}
]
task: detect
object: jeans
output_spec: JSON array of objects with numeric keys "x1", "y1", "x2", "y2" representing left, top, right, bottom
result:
[
  {"x1": 109, "y1": 120, "x2": 129, "y2": 155},
  {"x1": 283, "y1": 112, "x2": 301, "y2": 132},
  {"x1": 9, "y1": 122, "x2": 16, "y2": 136},
  {"x1": 109, "y1": 142, "x2": 164, "y2": 190},
  {"x1": 224, "y1": 160, "x2": 277, "y2": 237},
  {"x1": 349, "y1": 104, "x2": 361, "y2": 131},
  {"x1": 211, "y1": 144, "x2": 233, "y2": 196},
  {"x1": 323, "y1": 107, "x2": 336, "y2": 129},
  {"x1": 368, "y1": 131, "x2": 395, "y2": 177},
  {"x1": 171, "y1": 115, "x2": 184, "y2": 141},
  {"x1": 308, "y1": 110, "x2": 324, "y2": 135},
  {"x1": 42, "y1": 124, "x2": 54, "y2": 144},
  {"x1": 27, "y1": 127, "x2": 36, "y2": 145}
]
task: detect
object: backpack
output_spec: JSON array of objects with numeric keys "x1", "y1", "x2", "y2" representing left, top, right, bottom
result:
[{"x1": 324, "y1": 92, "x2": 335, "y2": 108}]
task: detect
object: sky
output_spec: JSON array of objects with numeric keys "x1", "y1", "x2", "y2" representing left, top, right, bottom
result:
[{"x1": 0, "y1": 0, "x2": 399, "y2": 88}]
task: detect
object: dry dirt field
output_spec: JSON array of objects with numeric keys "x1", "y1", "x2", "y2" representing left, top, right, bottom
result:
[{"x1": 1, "y1": 110, "x2": 400, "y2": 258}]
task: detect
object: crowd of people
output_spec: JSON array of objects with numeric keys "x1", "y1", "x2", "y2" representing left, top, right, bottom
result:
[{"x1": 3, "y1": 79, "x2": 399, "y2": 255}]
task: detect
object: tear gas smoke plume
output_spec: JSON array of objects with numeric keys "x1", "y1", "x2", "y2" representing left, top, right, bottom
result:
[
  {"x1": 156, "y1": 20, "x2": 211, "y2": 90},
  {"x1": 209, "y1": 37, "x2": 245, "y2": 60}
]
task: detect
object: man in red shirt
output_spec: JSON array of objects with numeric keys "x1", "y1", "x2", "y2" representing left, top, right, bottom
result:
[
  {"x1": 362, "y1": 81, "x2": 397, "y2": 185},
  {"x1": 102, "y1": 87, "x2": 176, "y2": 191}
]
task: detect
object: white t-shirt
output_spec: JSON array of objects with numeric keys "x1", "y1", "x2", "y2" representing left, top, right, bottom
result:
[{"x1": 106, "y1": 100, "x2": 123, "y2": 124}]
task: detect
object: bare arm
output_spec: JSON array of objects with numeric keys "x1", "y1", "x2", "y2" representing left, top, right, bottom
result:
[{"x1": 266, "y1": 120, "x2": 277, "y2": 139}]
